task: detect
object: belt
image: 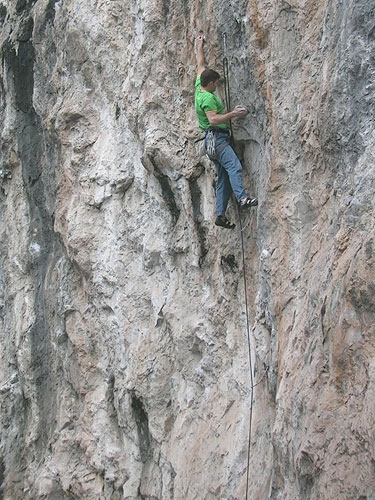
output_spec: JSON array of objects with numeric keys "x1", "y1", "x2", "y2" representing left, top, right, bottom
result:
[{"x1": 206, "y1": 127, "x2": 230, "y2": 135}]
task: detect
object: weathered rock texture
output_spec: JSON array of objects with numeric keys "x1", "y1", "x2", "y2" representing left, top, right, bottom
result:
[{"x1": 1, "y1": 0, "x2": 375, "y2": 498}]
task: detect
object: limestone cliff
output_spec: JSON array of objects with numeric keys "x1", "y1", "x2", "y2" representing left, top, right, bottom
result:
[{"x1": 0, "y1": 0, "x2": 374, "y2": 499}]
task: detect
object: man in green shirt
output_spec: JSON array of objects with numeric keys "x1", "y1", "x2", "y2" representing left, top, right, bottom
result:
[{"x1": 195, "y1": 35, "x2": 258, "y2": 229}]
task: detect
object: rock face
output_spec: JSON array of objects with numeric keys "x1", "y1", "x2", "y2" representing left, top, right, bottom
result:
[{"x1": 1, "y1": 0, "x2": 375, "y2": 498}]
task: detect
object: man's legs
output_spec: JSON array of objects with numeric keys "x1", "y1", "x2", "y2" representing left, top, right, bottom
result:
[
  {"x1": 216, "y1": 141, "x2": 248, "y2": 202},
  {"x1": 209, "y1": 132, "x2": 257, "y2": 228}
]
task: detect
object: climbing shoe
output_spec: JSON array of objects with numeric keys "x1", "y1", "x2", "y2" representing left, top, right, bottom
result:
[
  {"x1": 215, "y1": 215, "x2": 236, "y2": 229},
  {"x1": 240, "y1": 196, "x2": 258, "y2": 208}
]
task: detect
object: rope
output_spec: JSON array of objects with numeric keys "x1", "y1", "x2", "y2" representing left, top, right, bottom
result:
[
  {"x1": 221, "y1": 31, "x2": 255, "y2": 500},
  {"x1": 238, "y1": 209, "x2": 255, "y2": 500}
]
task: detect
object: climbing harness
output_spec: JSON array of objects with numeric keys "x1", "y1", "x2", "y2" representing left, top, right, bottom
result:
[
  {"x1": 205, "y1": 129, "x2": 216, "y2": 157},
  {"x1": 194, "y1": 134, "x2": 207, "y2": 157}
]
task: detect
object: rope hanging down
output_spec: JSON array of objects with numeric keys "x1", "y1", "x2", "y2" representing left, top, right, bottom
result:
[
  {"x1": 221, "y1": 31, "x2": 254, "y2": 500},
  {"x1": 238, "y1": 211, "x2": 255, "y2": 500}
]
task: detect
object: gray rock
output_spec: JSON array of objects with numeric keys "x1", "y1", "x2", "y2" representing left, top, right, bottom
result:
[{"x1": 0, "y1": 0, "x2": 374, "y2": 498}]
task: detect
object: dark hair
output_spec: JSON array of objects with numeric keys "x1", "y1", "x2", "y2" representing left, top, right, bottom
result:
[{"x1": 201, "y1": 68, "x2": 220, "y2": 87}]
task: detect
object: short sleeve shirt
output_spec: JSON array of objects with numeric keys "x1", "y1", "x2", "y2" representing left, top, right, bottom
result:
[{"x1": 195, "y1": 76, "x2": 228, "y2": 132}]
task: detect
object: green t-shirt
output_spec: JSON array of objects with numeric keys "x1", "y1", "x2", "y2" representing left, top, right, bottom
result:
[{"x1": 195, "y1": 76, "x2": 228, "y2": 132}]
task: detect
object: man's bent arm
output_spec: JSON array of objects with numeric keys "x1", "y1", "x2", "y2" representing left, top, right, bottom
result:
[{"x1": 206, "y1": 106, "x2": 247, "y2": 125}]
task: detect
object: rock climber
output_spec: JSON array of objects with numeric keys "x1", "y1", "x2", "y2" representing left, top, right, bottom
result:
[{"x1": 195, "y1": 34, "x2": 258, "y2": 229}]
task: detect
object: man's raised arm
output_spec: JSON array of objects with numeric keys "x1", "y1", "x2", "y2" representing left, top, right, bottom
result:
[{"x1": 196, "y1": 35, "x2": 205, "y2": 76}]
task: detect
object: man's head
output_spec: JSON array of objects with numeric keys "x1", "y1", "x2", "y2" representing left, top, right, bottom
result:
[{"x1": 201, "y1": 68, "x2": 221, "y2": 89}]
